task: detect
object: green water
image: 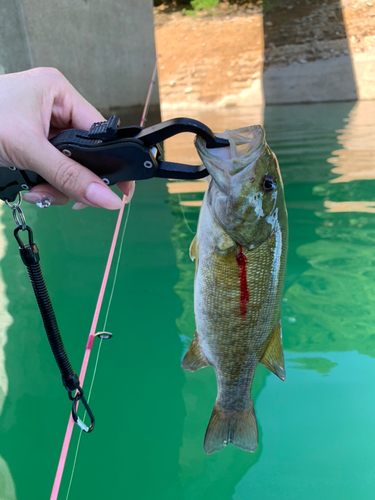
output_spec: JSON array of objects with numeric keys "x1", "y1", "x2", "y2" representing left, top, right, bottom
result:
[{"x1": 1, "y1": 101, "x2": 375, "y2": 499}]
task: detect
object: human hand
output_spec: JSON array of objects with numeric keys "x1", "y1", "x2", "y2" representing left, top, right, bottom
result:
[{"x1": 0, "y1": 67, "x2": 135, "y2": 209}]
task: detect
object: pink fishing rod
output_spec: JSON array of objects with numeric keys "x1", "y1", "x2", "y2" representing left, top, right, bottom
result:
[{"x1": 50, "y1": 61, "x2": 158, "y2": 500}]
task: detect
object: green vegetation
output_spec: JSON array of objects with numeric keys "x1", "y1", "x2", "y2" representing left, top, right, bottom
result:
[
  {"x1": 190, "y1": 0, "x2": 219, "y2": 10},
  {"x1": 181, "y1": 0, "x2": 219, "y2": 16},
  {"x1": 262, "y1": 0, "x2": 282, "y2": 13}
]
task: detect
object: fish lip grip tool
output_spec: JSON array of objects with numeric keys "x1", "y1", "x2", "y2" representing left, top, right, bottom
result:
[{"x1": 0, "y1": 116, "x2": 230, "y2": 202}]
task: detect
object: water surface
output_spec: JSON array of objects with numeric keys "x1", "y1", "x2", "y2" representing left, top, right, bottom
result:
[{"x1": 1, "y1": 101, "x2": 375, "y2": 499}]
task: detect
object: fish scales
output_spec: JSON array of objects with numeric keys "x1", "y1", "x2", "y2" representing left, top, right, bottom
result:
[{"x1": 182, "y1": 125, "x2": 288, "y2": 454}]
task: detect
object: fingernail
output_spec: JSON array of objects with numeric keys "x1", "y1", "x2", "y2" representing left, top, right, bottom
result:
[
  {"x1": 72, "y1": 202, "x2": 88, "y2": 210},
  {"x1": 125, "y1": 181, "x2": 135, "y2": 204},
  {"x1": 23, "y1": 192, "x2": 54, "y2": 205},
  {"x1": 84, "y1": 183, "x2": 122, "y2": 210}
]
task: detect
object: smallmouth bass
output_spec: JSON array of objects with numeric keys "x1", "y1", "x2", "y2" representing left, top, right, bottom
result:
[{"x1": 181, "y1": 126, "x2": 288, "y2": 454}]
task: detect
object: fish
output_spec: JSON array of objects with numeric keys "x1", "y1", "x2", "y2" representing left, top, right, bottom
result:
[{"x1": 181, "y1": 125, "x2": 288, "y2": 454}]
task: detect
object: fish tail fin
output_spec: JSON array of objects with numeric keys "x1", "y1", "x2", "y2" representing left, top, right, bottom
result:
[
  {"x1": 181, "y1": 331, "x2": 210, "y2": 372},
  {"x1": 204, "y1": 401, "x2": 258, "y2": 454}
]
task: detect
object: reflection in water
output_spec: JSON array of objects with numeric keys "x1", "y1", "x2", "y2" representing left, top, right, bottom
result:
[
  {"x1": 272, "y1": 100, "x2": 375, "y2": 358},
  {"x1": 164, "y1": 101, "x2": 375, "y2": 498},
  {"x1": 177, "y1": 369, "x2": 266, "y2": 500},
  {"x1": 235, "y1": 350, "x2": 375, "y2": 500},
  {"x1": 0, "y1": 204, "x2": 16, "y2": 500},
  {"x1": 168, "y1": 188, "x2": 200, "y2": 351},
  {"x1": 166, "y1": 181, "x2": 207, "y2": 195},
  {"x1": 286, "y1": 211, "x2": 375, "y2": 356},
  {"x1": 164, "y1": 103, "x2": 365, "y2": 497},
  {"x1": 180, "y1": 201, "x2": 202, "y2": 208},
  {"x1": 165, "y1": 113, "x2": 278, "y2": 497},
  {"x1": 324, "y1": 200, "x2": 375, "y2": 213},
  {"x1": 328, "y1": 101, "x2": 375, "y2": 183},
  {"x1": 1, "y1": 102, "x2": 375, "y2": 498},
  {"x1": 169, "y1": 188, "x2": 263, "y2": 499},
  {"x1": 288, "y1": 356, "x2": 338, "y2": 376}
]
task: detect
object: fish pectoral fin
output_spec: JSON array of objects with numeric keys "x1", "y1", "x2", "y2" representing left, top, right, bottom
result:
[
  {"x1": 260, "y1": 321, "x2": 286, "y2": 381},
  {"x1": 215, "y1": 232, "x2": 236, "y2": 257},
  {"x1": 181, "y1": 331, "x2": 210, "y2": 372},
  {"x1": 204, "y1": 401, "x2": 258, "y2": 454},
  {"x1": 189, "y1": 235, "x2": 199, "y2": 261}
]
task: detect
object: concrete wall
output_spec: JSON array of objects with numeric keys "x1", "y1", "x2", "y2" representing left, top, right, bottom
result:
[{"x1": 0, "y1": 0, "x2": 160, "y2": 112}]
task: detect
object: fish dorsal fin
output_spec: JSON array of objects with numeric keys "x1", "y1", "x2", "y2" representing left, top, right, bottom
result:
[
  {"x1": 189, "y1": 235, "x2": 199, "y2": 261},
  {"x1": 260, "y1": 321, "x2": 285, "y2": 381},
  {"x1": 181, "y1": 331, "x2": 210, "y2": 372}
]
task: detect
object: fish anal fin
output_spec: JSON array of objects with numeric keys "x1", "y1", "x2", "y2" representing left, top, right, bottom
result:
[
  {"x1": 204, "y1": 401, "x2": 258, "y2": 454},
  {"x1": 181, "y1": 331, "x2": 209, "y2": 372},
  {"x1": 260, "y1": 321, "x2": 286, "y2": 381}
]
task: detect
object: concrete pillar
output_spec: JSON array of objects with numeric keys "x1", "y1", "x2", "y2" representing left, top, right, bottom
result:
[{"x1": 0, "y1": 0, "x2": 160, "y2": 122}]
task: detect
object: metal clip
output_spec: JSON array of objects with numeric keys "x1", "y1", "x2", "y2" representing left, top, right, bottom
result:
[
  {"x1": 94, "y1": 331, "x2": 113, "y2": 340},
  {"x1": 4, "y1": 193, "x2": 27, "y2": 230},
  {"x1": 14, "y1": 225, "x2": 34, "y2": 249},
  {"x1": 71, "y1": 387, "x2": 95, "y2": 433}
]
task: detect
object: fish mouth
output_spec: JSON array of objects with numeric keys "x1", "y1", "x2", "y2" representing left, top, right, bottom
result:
[
  {"x1": 195, "y1": 125, "x2": 278, "y2": 249},
  {"x1": 195, "y1": 125, "x2": 266, "y2": 185}
]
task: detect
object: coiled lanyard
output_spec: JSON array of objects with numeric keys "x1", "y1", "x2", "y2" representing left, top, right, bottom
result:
[{"x1": 5, "y1": 194, "x2": 96, "y2": 432}]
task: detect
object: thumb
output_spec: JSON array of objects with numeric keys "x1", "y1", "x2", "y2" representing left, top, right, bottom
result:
[{"x1": 22, "y1": 137, "x2": 123, "y2": 209}]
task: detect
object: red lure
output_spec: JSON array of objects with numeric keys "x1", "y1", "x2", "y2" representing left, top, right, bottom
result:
[{"x1": 236, "y1": 245, "x2": 249, "y2": 318}]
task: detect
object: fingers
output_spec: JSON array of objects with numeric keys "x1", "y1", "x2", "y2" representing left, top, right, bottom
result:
[
  {"x1": 22, "y1": 170, "x2": 136, "y2": 209},
  {"x1": 23, "y1": 182, "x2": 136, "y2": 209},
  {"x1": 22, "y1": 137, "x2": 123, "y2": 209},
  {"x1": 50, "y1": 82, "x2": 105, "y2": 133},
  {"x1": 70, "y1": 182, "x2": 135, "y2": 210},
  {"x1": 72, "y1": 202, "x2": 88, "y2": 210},
  {"x1": 33, "y1": 68, "x2": 105, "y2": 134},
  {"x1": 22, "y1": 184, "x2": 70, "y2": 206},
  {"x1": 70, "y1": 182, "x2": 136, "y2": 210},
  {"x1": 22, "y1": 165, "x2": 136, "y2": 209},
  {"x1": 0, "y1": 68, "x2": 137, "y2": 210},
  {"x1": 117, "y1": 181, "x2": 136, "y2": 204}
]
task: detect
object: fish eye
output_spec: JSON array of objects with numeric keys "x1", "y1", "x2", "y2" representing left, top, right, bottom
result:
[{"x1": 263, "y1": 175, "x2": 277, "y2": 193}]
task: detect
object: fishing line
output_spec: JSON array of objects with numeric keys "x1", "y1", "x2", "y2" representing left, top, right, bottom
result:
[
  {"x1": 50, "y1": 196, "x2": 128, "y2": 500},
  {"x1": 177, "y1": 191, "x2": 196, "y2": 235},
  {"x1": 64, "y1": 341, "x2": 102, "y2": 500},
  {"x1": 102, "y1": 198, "x2": 131, "y2": 331},
  {"x1": 50, "y1": 60, "x2": 158, "y2": 500},
  {"x1": 64, "y1": 201, "x2": 131, "y2": 500},
  {"x1": 140, "y1": 61, "x2": 158, "y2": 127}
]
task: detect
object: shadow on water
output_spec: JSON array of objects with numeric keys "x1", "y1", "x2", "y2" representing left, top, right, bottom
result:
[
  {"x1": 167, "y1": 187, "x2": 267, "y2": 500},
  {"x1": 262, "y1": 0, "x2": 358, "y2": 104}
]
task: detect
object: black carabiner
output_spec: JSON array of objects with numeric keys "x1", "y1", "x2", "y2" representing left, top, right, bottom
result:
[
  {"x1": 134, "y1": 117, "x2": 230, "y2": 149},
  {"x1": 14, "y1": 225, "x2": 34, "y2": 249},
  {"x1": 71, "y1": 387, "x2": 95, "y2": 433}
]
